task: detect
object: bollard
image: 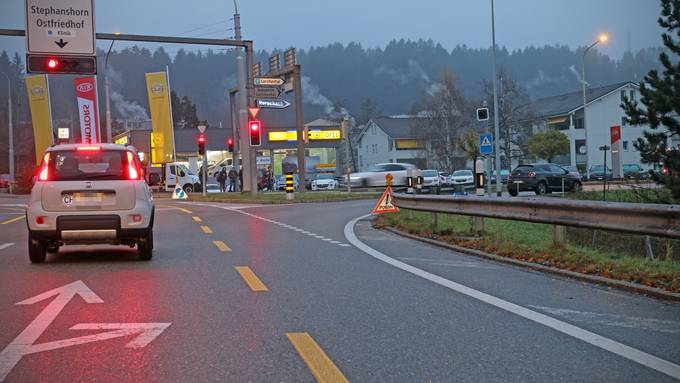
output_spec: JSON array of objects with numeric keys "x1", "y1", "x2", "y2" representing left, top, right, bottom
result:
[
  {"x1": 431, "y1": 212, "x2": 438, "y2": 231},
  {"x1": 415, "y1": 169, "x2": 423, "y2": 194},
  {"x1": 472, "y1": 217, "x2": 484, "y2": 236},
  {"x1": 475, "y1": 158, "x2": 485, "y2": 196},
  {"x1": 553, "y1": 225, "x2": 566, "y2": 246},
  {"x1": 285, "y1": 172, "x2": 295, "y2": 200}
]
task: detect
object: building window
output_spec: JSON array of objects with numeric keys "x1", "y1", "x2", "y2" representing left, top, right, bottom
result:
[
  {"x1": 574, "y1": 118, "x2": 584, "y2": 130},
  {"x1": 623, "y1": 141, "x2": 629, "y2": 151},
  {"x1": 620, "y1": 90, "x2": 626, "y2": 102},
  {"x1": 629, "y1": 90, "x2": 636, "y2": 102},
  {"x1": 621, "y1": 117, "x2": 627, "y2": 127}
]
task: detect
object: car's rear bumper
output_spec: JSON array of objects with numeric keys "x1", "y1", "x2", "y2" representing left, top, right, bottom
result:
[{"x1": 507, "y1": 179, "x2": 539, "y2": 191}]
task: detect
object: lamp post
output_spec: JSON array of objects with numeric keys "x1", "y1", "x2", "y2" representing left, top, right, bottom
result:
[
  {"x1": 104, "y1": 32, "x2": 120, "y2": 143},
  {"x1": 581, "y1": 33, "x2": 608, "y2": 179},
  {"x1": 0, "y1": 71, "x2": 13, "y2": 194},
  {"x1": 490, "y1": 0, "x2": 502, "y2": 196}
]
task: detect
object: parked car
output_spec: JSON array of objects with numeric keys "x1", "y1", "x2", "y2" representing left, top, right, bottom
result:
[
  {"x1": 421, "y1": 169, "x2": 441, "y2": 193},
  {"x1": 311, "y1": 173, "x2": 338, "y2": 191},
  {"x1": 562, "y1": 165, "x2": 583, "y2": 180},
  {"x1": 449, "y1": 170, "x2": 474, "y2": 190},
  {"x1": 26, "y1": 144, "x2": 154, "y2": 263},
  {"x1": 588, "y1": 165, "x2": 613, "y2": 181},
  {"x1": 623, "y1": 164, "x2": 646, "y2": 179},
  {"x1": 275, "y1": 174, "x2": 299, "y2": 191},
  {"x1": 349, "y1": 163, "x2": 418, "y2": 187},
  {"x1": 508, "y1": 163, "x2": 582, "y2": 196},
  {"x1": 490, "y1": 169, "x2": 510, "y2": 184},
  {"x1": 438, "y1": 171, "x2": 450, "y2": 186}
]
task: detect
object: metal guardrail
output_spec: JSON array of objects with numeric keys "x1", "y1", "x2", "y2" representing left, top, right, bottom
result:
[{"x1": 391, "y1": 193, "x2": 680, "y2": 239}]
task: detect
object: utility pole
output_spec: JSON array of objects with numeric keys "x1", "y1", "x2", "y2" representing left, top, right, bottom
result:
[
  {"x1": 229, "y1": 90, "x2": 240, "y2": 191},
  {"x1": 294, "y1": 64, "x2": 305, "y2": 193},
  {"x1": 491, "y1": 0, "x2": 502, "y2": 197},
  {"x1": 0, "y1": 71, "x2": 13, "y2": 194},
  {"x1": 104, "y1": 40, "x2": 115, "y2": 143},
  {"x1": 233, "y1": 3, "x2": 256, "y2": 195}
]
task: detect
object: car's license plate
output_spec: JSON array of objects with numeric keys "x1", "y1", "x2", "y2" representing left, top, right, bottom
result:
[
  {"x1": 512, "y1": 180, "x2": 524, "y2": 184},
  {"x1": 63, "y1": 192, "x2": 104, "y2": 206}
]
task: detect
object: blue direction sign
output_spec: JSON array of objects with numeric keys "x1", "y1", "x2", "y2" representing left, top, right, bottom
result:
[
  {"x1": 479, "y1": 134, "x2": 493, "y2": 155},
  {"x1": 257, "y1": 99, "x2": 291, "y2": 109}
]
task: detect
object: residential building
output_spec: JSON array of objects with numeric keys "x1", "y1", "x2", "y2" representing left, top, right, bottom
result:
[
  {"x1": 513, "y1": 81, "x2": 671, "y2": 174},
  {"x1": 356, "y1": 117, "x2": 428, "y2": 171}
]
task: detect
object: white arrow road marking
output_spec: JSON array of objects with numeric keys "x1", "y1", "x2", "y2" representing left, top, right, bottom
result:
[
  {"x1": 27, "y1": 323, "x2": 172, "y2": 354},
  {"x1": 345, "y1": 215, "x2": 680, "y2": 381},
  {"x1": 0, "y1": 243, "x2": 14, "y2": 251},
  {"x1": 0, "y1": 281, "x2": 170, "y2": 382}
]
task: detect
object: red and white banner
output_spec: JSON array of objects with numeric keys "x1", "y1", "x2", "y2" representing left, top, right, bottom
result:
[
  {"x1": 74, "y1": 76, "x2": 101, "y2": 144},
  {"x1": 610, "y1": 125, "x2": 621, "y2": 145}
]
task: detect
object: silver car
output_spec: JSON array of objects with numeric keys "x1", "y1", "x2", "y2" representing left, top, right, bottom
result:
[
  {"x1": 349, "y1": 163, "x2": 418, "y2": 187},
  {"x1": 26, "y1": 144, "x2": 155, "y2": 263}
]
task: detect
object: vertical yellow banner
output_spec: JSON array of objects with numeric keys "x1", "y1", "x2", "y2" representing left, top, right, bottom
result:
[
  {"x1": 25, "y1": 75, "x2": 54, "y2": 165},
  {"x1": 145, "y1": 72, "x2": 175, "y2": 164}
]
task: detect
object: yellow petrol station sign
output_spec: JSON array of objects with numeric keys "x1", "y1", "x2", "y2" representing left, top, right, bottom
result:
[{"x1": 268, "y1": 129, "x2": 341, "y2": 142}]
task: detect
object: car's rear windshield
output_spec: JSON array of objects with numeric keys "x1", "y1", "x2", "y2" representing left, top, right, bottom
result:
[
  {"x1": 49, "y1": 150, "x2": 127, "y2": 181},
  {"x1": 422, "y1": 170, "x2": 438, "y2": 177},
  {"x1": 513, "y1": 165, "x2": 534, "y2": 172}
]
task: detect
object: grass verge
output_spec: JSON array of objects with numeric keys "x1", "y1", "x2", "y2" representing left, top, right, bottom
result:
[{"x1": 375, "y1": 210, "x2": 680, "y2": 293}]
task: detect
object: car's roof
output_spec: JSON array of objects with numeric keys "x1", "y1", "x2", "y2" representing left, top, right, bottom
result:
[{"x1": 47, "y1": 143, "x2": 136, "y2": 152}]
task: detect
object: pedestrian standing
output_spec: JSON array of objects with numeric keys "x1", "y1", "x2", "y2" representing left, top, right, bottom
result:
[
  {"x1": 228, "y1": 168, "x2": 238, "y2": 192},
  {"x1": 264, "y1": 166, "x2": 273, "y2": 192},
  {"x1": 238, "y1": 167, "x2": 243, "y2": 191},
  {"x1": 217, "y1": 168, "x2": 227, "y2": 192}
]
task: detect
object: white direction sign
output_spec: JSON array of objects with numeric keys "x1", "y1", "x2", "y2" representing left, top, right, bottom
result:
[
  {"x1": 25, "y1": 0, "x2": 96, "y2": 55},
  {"x1": 0, "y1": 280, "x2": 171, "y2": 381}
]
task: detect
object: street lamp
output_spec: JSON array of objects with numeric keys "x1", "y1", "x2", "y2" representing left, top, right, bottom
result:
[
  {"x1": 104, "y1": 32, "x2": 120, "y2": 143},
  {"x1": 0, "y1": 71, "x2": 13, "y2": 194},
  {"x1": 581, "y1": 33, "x2": 608, "y2": 179},
  {"x1": 490, "y1": 0, "x2": 502, "y2": 196}
]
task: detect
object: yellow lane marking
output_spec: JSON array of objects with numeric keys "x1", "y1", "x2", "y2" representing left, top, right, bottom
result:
[
  {"x1": 213, "y1": 240, "x2": 231, "y2": 252},
  {"x1": 192, "y1": 216, "x2": 202, "y2": 222},
  {"x1": 235, "y1": 266, "x2": 269, "y2": 292},
  {"x1": 156, "y1": 206, "x2": 192, "y2": 214},
  {"x1": 177, "y1": 207, "x2": 193, "y2": 214},
  {"x1": 200, "y1": 226, "x2": 213, "y2": 234},
  {"x1": 1, "y1": 216, "x2": 24, "y2": 225},
  {"x1": 286, "y1": 332, "x2": 349, "y2": 383}
]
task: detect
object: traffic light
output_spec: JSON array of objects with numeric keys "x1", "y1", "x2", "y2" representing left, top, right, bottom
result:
[
  {"x1": 198, "y1": 134, "x2": 206, "y2": 155},
  {"x1": 27, "y1": 54, "x2": 97, "y2": 75},
  {"x1": 249, "y1": 120, "x2": 261, "y2": 146},
  {"x1": 476, "y1": 107, "x2": 489, "y2": 121},
  {"x1": 227, "y1": 137, "x2": 234, "y2": 153}
]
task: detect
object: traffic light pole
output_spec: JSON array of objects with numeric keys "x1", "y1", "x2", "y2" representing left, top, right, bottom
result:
[
  {"x1": 294, "y1": 65, "x2": 305, "y2": 192},
  {"x1": 229, "y1": 89, "x2": 240, "y2": 192}
]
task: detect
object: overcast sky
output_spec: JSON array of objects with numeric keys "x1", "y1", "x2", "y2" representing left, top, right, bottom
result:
[{"x1": 0, "y1": 0, "x2": 663, "y2": 58}]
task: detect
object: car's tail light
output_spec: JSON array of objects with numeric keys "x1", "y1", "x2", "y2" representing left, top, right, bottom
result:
[
  {"x1": 76, "y1": 146, "x2": 101, "y2": 151},
  {"x1": 131, "y1": 214, "x2": 142, "y2": 223},
  {"x1": 528, "y1": 171, "x2": 536, "y2": 177},
  {"x1": 36, "y1": 216, "x2": 45, "y2": 225},
  {"x1": 127, "y1": 152, "x2": 140, "y2": 180},
  {"x1": 38, "y1": 153, "x2": 50, "y2": 181}
]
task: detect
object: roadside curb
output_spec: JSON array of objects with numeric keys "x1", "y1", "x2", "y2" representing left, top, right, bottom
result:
[{"x1": 380, "y1": 225, "x2": 680, "y2": 302}]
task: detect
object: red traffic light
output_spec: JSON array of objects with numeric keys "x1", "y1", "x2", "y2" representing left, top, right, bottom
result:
[
  {"x1": 198, "y1": 134, "x2": 206, "y2": 155},
  {"x1": 227, "y1": 137, "x2": 234, "y2": 152},
  {"x1": 198, "y1": 135, "x2": 206, "y2": 143},
  {"x1": 27, "y1": 54, "x2": 97, "y2": 75},
  {"x1": 248, "y1": 120, "x2": 261, "y2": 146}
]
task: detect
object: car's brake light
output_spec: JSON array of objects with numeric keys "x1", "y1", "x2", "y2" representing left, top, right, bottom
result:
[
  {"x1": 76, "y1": 146, "x2": 102, "y2": 151},
  {"x1": 36, "y1": 216, "x2": 45, "y2": 225},
  {"x1": 127, "y1": 152, "x2": 140, "y2": 180},
  {"x1": 38, "y1": 153, "x2": 50, "y2": 181}
]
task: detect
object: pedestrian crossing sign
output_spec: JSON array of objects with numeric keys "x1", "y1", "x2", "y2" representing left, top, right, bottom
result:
[
  {"x1": 479, "y1": 134, "x2": 493, "y2": 155},
  {"x1": 172, "y1": 183, "x2": 187, "y2": 200},
  {"x1": 372, "y1": 186, "x2": 399, "y2": 214}
]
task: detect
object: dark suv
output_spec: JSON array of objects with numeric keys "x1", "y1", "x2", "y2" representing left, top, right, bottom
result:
[{"x1": 508, "y1": 163, "x2": 582, "y2": 196}]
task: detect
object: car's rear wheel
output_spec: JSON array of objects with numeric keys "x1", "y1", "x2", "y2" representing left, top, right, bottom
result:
[
  {"x1": 535, "y1": 181, "x2": 548, "y2": 195},
  {"x1": 138, "y1": 228, "x2": 153, "y2": 261},
  {"x1": 183, "y1": 184, "x2": 194, "y2": 194},
  {"x1": 28, "y1": 233, "x2": 47, "y2": 263},
  {"x1": 571, "y1": 181, "x2": 583, "y2": 192},
  {"x1": 508, "y1": 188, "x2": 518, "y2": 197}
]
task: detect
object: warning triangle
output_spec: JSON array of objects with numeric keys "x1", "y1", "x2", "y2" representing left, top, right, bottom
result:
[
  {"x1": 172, "y1": 183, "x2": 188, "y2": 200},
  {"x1": 371, "y1": 186, "x2": 399, "y2": 214},
  {"x1": 481, "y1": 136, "x2": 491, "y2": 146}
]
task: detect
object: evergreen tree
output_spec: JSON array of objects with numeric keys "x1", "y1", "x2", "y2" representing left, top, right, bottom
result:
[{"x1": 623, "y1": 0, "x2": 680, "y2": 200}]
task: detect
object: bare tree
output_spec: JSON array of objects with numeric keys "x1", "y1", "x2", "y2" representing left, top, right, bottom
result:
[
  {"x1": 481, "y1": 68, "x2": 533, "y2": 168},
  {"x1": 413, "y1": 69, "x2": 472, "y2": 170}
]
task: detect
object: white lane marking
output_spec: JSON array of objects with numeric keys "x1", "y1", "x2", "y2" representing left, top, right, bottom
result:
[
  {"x1": 338, "y1": 244, "x2": 351, "y2": 247},
  {"x1": 528, "y1": 305, "x2": 680, "y2": 335},
  {"x1": 330, "y1": 241, "x2": 341, "y2": 244},
  {"x1": 0, "y1": 243, "x2": 14, "y2": 251},
  {"x1": 177, "y1": 202, "x2": 349, "y2": 247},
  {"x1": 344, "y1": 215, "x2": 680, "y2": 381},
  {"x1": 398, "y1": 257, "x2": 500, "y2": 270}
]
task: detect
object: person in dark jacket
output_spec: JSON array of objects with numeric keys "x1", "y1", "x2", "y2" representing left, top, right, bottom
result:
[
  {"x1": 217, "y1": 168, "x2": 227, "y2": 192},
  {"x1": 228, "y1": 168, "x2": 238, "y2": 192}
]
